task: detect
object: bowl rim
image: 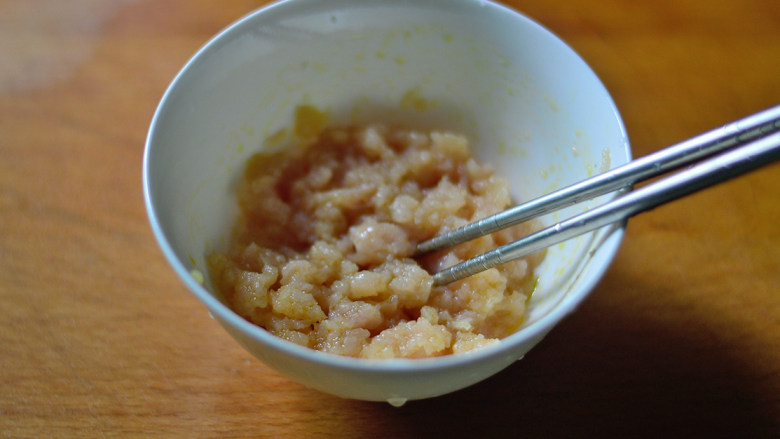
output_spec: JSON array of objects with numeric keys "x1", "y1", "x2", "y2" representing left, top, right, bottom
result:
[{"x1": 142, "y1": 0, "x2": 631, "y2": 373}]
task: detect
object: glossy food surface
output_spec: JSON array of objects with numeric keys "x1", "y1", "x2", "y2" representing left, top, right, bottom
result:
[{"x1": 1, "y1": 0, "x2": 779, "y2": 436}]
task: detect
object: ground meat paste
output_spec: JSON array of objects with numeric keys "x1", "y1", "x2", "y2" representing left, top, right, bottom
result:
[{"x1": 209, "y1": 118, "x2": 543, "y2": 359}]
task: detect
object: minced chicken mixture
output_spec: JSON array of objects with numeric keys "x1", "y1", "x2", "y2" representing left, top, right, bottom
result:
[{"x1": 209, "y1": 116, "x2": 543, "y2": 359}]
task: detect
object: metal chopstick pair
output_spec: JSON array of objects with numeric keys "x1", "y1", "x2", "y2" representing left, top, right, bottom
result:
[{"x1": 418, "y1": 104, "x2": 780, "y2": 286}]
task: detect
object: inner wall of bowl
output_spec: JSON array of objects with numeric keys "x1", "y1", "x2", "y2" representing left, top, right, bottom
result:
[{"x1": 149, "y1": 0, "x2": 629, "y2": 327}]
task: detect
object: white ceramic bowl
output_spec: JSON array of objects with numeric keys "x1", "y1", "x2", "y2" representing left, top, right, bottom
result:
[{"x1": 143, "y1": 0, "x2": 630, "y2": 403}]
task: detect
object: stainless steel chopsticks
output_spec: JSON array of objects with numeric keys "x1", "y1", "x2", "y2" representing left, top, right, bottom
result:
[{"x1": 421, "y1": 105, "x2": 780, "y2": 286}]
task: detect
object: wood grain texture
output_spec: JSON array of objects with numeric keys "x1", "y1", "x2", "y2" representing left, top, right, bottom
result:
[{"x1": 1, "y1": 0, "x2": 778, "y2": 437}]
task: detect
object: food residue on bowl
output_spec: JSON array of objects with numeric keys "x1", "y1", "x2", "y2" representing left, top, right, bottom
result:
[{"x1": 208, "y1": 106, "x2": 544, "y2": 359}]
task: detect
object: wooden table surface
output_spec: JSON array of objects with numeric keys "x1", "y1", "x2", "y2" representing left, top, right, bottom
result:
[{"x1": 2, "y1": 0, "x2": 779, "y2": 437}]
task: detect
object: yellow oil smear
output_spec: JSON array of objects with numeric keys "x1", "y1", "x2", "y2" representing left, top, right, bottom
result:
[
  {"x1": 400, "y1": 87, "x2": 438, "y2": 111},
  {"x1": 190, "y1": 269, "x2": 205, "y2": 285},
  {"x1": 245, "y1": 106, "x2": 328, "y2": 180},
  {"x1": 544, "y1": 94, "x2": 560, "y2": 112},
  {"x1": 600, "y1": 148, "x2": 612, "y2": 172},
  {"x1": 381, "y1": 30, "x2": 398, "y2": 47},
  {"x1": 311, "y1": 62, "x2": 329, "y2": 74},
  {"x1": 264, "y1": 128, "x2": 288, "y2": 148},
  {"x1": 530, "y1": 276, "x2": 540, "y2": 296},
  {"x1": 293, "y1": 105, "x2": 329, "y2": 140}
]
